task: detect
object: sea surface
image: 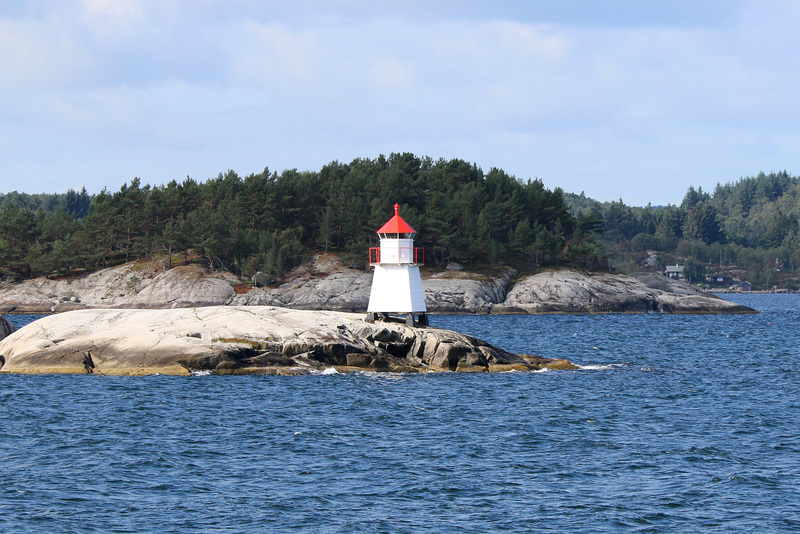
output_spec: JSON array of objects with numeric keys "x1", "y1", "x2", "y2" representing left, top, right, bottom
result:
[{"x1": 2, "y1": 294, "x2": 800, "y2": 533}]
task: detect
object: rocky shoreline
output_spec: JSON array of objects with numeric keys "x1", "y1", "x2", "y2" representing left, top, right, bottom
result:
[
  {"x1": 0, "y1": 257, "x2": 757, "y2": 375},
  {"x1": 0, "y1": 254, "x2": 755, "y2": 315},
  {"x1": 0, "y1": 306, "x2": 576, "y2": 375}
]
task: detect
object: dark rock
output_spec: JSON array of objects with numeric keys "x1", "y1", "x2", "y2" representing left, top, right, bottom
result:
[
  {"x1": 346, "y1": 353, "x2": 373, "y2": 367},
  {"x1": 0, "y1": 316, "x2": 14, "y2": 341}
]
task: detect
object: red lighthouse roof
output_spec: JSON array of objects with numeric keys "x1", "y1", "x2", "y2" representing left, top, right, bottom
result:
[{"x1": 377, "y1": 203, "x2": 416, "y2": 235}]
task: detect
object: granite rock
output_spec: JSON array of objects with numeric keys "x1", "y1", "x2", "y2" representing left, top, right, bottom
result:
[
  {"x1": 0, "y1": 255, "x2": 754, "y2": 314},
  {"x1": 0, "y1": 306, "x2": 570, "y2": 375},
  {"x1": 498, "y1": 270, "x2": 754, "y2": 314}
]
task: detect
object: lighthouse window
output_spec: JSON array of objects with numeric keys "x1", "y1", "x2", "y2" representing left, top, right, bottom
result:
[{"x1": 378, "y1": 233, "x2": 415, "y2": 239}]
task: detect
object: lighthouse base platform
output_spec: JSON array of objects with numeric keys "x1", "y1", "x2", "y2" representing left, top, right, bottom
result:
[
  {"x1": 365, "y1": 312, "x2": 429, "y2": 327},
  {"x1": 366, "y1": 263, "x2": 427, "y2": 327}
]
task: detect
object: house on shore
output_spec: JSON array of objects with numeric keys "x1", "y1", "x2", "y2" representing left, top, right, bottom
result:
[
  {"x1": 730, "y1": 281, "x2": 753, "y2": 292},
  {"x1": 706, "y1": 273, "x2": 733, "y2": 286},
  {"x1": 665, "y1": 264, "x2": 684, "y2": 280}
]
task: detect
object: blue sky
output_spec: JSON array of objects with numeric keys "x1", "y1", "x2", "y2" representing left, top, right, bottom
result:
[{"x1": 1, "y1": 0, "x2": 799, "y2": 205}]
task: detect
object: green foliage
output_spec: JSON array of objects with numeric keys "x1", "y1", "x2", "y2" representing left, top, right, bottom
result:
[
  {"x1": 7, "y1": 157, "x2": 800, "y2": 290},
  {"x1": 682, "y1": 202, "x2": 722, "y2": 244},
  {"x1": 0, "y1": 154, "x2": 599, "y2": 282},
  {"x1": 682, "y1": 257, "x2": 705, "y2": 283},
  {"x1": 565, "y1": 170, "x2": 800, "y2": 289}
]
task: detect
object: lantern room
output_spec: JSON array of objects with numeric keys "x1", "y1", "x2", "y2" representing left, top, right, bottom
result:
[{"x1": 369, "y1": 204, "x2": 423, "y2": 265}]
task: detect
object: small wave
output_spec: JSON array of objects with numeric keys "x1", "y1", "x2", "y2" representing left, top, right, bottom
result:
[
  {"x1": 320, "y1": 367, "x2": 339, "y2": 375},
  {"x1": 577, "y1": 363, "x2": 626, "y2": 371},
  {"x1": 362, "y1": 371, "x2": 408, "y2": 380},
  {"x1": 190, "y1": 370, "x2": 213, "y2": 377}
]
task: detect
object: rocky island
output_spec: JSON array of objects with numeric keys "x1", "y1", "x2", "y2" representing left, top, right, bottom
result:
[
  {"x1": 0, "y1": 254, "x2": 755, "y2": 314},
  {"x1": 0, "y1": 306, "x2": 575, "y2": 375},
  {"x1": 0, "y1": 255, "x2": 756, "y2": 375}
]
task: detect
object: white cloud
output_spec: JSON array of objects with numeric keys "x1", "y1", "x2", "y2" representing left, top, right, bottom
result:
[
  {"x1": 369, "y1": 57, "x2": 416, "y2": 92},
  {"x1": 226, "y1": 21, "x2": 324, "y2": 92},
  {"x1": 80, "y1": 0, "x2": 145, "y2": 42},
  {"x1": 2, "y1": 0, "x2": 800, "y2": 204},
  {"x1": 0, "y1": 16, "x2": 92, "y2": 89}
]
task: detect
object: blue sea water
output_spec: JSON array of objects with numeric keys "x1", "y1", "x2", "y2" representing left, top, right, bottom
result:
[{"x1": 2, "y1": 294, "x2": 800, "y2": 533}]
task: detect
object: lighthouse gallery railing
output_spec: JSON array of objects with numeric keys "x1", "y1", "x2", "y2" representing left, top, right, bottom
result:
[{"x1": 369, "y1": 247, "x2": 424, "y2": 265}]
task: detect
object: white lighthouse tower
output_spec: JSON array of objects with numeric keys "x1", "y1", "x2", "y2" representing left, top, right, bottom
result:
[{"x1": 366, "y1": 203, "x2": 428, "y2": 326}]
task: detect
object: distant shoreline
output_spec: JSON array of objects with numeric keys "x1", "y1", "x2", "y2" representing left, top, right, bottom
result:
[
  {"x1": 0, "y1": 256, "x2": 756, "y2": 315},
  {"x1": 711, "y1": 289, "x2": 799, "y2": 294}
]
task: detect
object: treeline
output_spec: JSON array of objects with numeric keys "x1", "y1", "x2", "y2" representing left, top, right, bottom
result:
[
  {"x1": 566, "y1": 170, "x2": 800, "y2": 288},
  {"x1": 0, "y1": 154, "x2": 604, "y2": 283},
  {"x1": 0, "y1": 188, "x2": 91, "y2": 218}
]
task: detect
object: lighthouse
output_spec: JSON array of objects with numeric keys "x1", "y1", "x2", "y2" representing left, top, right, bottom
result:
[{"x1": 366, "y1": 203, "x2": 428, "y2": 327}]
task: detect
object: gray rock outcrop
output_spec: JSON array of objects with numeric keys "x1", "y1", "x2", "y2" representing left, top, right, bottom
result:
[
  {"x1": 422, "y1": 269, "x2": 514, "y2": 313},
  {"x1": 497, "y1": 270, "x2": 753, "y2": 313},
  {"x1": 0, "y1": 255, "x2": 754, "y2": 314},
  {"x1": 0, "y1": 262, "x2": 239, "y2": 312},
  {"x1": 0, "y1": 306, "x2": 572, "y2": 375},
  {"x1": 230, "y1": 255, "x2": 373, "y2": 311}
]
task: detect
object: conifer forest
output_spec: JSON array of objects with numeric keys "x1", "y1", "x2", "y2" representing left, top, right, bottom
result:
[{"x1": 1, "y1": 153, "x2": 798, "y2": 290}]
